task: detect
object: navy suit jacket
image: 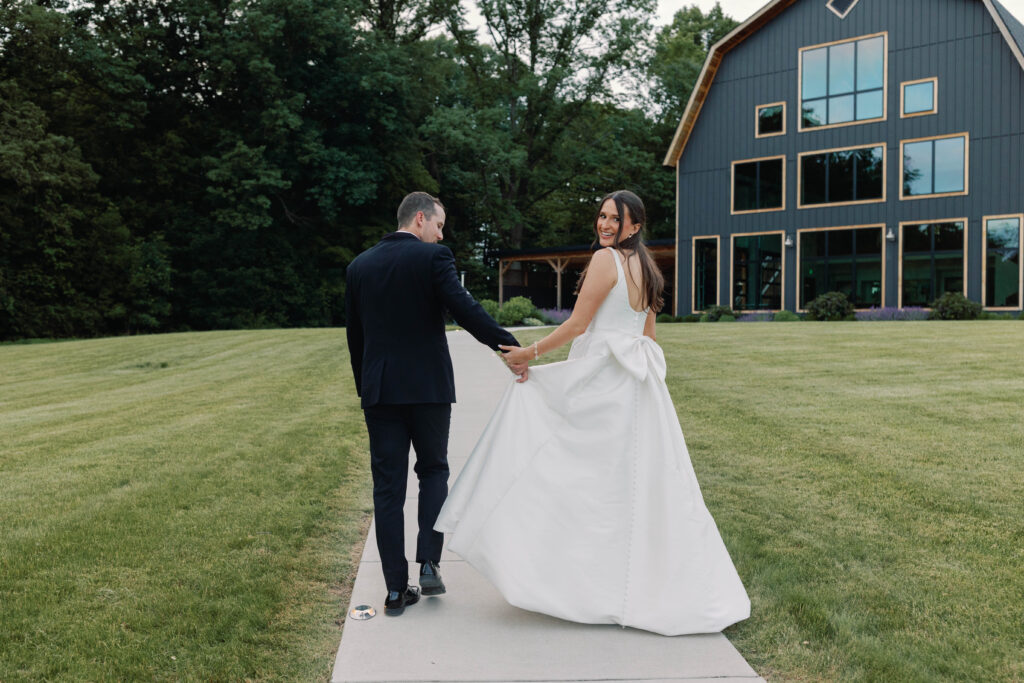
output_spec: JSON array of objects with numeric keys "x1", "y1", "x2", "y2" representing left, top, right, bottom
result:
[{"x1": 345, "y1": 232, "x2": 519, "y2": 408}]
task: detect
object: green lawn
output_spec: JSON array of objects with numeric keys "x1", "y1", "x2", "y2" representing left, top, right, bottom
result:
[
  {"x1": 2, "y1": 323, "x2": 1022, "y2": 681},
  {"x1": 0, "y1": 330, "x2": 372, "y2": 681},
  {"x1": 520, "y1": 322, "x2": 1023, "y2": 682}
]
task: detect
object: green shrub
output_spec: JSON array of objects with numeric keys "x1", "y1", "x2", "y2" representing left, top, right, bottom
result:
[
  {"x1": 805, "y1": 291, "x2": 854, "y2": 321},
  {"x1": 522, "y1": 317, "x2": 545, "y2": 326},
  {"x1": 656, "y1": 313, "x2": 675, "y2": 323},
  {"x1": 928, "y1": 292, "x2": 981, "y2": 320},
  {"x1": 681, "y1": 314, "x2": 701, "y2": 323},
  {"x1": 480, "y1": 299, "x2": 499, "y2": 320},
  {"x1": 718, "y1": 314, "x2": 736, "y2": 322},
  {"x1": 978, "y1": 311, "x2": 1014, "y2": 321},
  {"x1": 773, "y1": 310, "x2": 801, "y2": 322},
  {"x1": 703, "y1": 305, "x2": 737, "y2": 322},
  {"x1": 496, "y1": 296, "x2": 536, "y2": 326},
  {"x1": 699, "y1": 313, "x2": 709, "y2": 322}
]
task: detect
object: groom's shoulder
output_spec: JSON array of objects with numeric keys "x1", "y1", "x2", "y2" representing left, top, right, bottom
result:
[
  {"x1": 402, "y1": 239, "x2": 454, "y2": 264},
  {"x1": 351, "y1": 236, "x2": 452, "y2": 274}
]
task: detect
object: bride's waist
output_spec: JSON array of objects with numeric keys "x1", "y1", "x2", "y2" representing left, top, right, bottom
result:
[
  {"x1": 570, "y1": 329, "x2": 643, "y2": 355},
  {"x1": 580, "y1": 328, "x2": 644, "y2": 342}
]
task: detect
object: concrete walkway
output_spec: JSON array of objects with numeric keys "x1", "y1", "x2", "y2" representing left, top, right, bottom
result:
[{"x1": 332, "y1": 330, "x2": 764, "y2": 683}]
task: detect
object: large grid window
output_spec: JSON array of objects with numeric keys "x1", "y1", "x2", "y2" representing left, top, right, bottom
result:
[
  {"x1": 983, "y1": 216, "x2": 1022, "y2": 309},
  {"x1": 801, "y1": 34, "x2": 885, "y2": 129},
  {"x1": 733, "y1": 233, "x2": 784, "y2": 311},
  {"x1": 799, "y1": 227, "x2": 883, "y2": 309},
  {"x1": 900, "y1": 221, "x2": 966, "y2": 307},
  {"x1": 732, "y1": 157, "x2": 784, "y2": 213},
  {"x1": 901, "y1": 134, "x2": 967, "y2": 198},
  {"x1": 799, "y1": 145, "x2": 884, "y2": 207},
  {"x1": 693, "y1": 237, "x2": 719, "y2": 311}
]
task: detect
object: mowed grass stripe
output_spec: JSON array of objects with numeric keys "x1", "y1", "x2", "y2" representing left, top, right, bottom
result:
[
  {"x1": 1, "y1": 330, "x2": 372, "y2": 681},
  {"x1": 516, "y1": 321, "x2": 1023, "y2": 682},
  {"x1": 4, "y1": 323, "x2": 1023, "y2": 681}
]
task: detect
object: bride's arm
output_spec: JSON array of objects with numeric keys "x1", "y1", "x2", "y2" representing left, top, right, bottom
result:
[
  {"x1": 499, "y1": 249, "x2": 617, "y2": 364},
  {"x1": 644, "y1": 310, "x2": 656, "y2": 341}
]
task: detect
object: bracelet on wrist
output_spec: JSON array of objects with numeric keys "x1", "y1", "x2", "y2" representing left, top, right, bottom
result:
[{"x1": 533, "y1": 341, "x2": 540, "y2": 360}]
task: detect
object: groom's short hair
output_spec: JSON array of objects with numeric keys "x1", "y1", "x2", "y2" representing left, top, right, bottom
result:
[{"x1": 397, "y1": 192, "x2": 444, "y2": 228}]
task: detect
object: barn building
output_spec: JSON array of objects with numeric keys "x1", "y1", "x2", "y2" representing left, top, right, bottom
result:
[{"x1": 665, "y1": 0, "x2": 1024, "y2": 315}]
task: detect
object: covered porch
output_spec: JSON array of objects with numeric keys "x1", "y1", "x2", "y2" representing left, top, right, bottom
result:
[{"x1": 495, "y1": 239, "x2": 676, "y2": 311}]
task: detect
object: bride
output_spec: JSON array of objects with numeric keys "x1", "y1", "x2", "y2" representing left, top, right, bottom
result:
[{"x1": 434, "y1": 190, "x2": 750, "y2": 636}]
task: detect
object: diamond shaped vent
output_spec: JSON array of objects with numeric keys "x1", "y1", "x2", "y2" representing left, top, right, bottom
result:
[{"x1": 827, "y1": 0, "x2": 860, "y2": 19}]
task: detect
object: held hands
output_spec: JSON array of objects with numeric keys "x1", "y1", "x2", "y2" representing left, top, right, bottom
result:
[
  {"x1": 499, "y1": 344, "x2": 534, "y2": 366},
  {"x1": 499, "y1": 344, "x2": 532, "y2": 383}
]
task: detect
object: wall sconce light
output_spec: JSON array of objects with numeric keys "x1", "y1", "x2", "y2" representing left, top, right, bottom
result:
[
  {"x1": 784, "y1": 233, "x2": 794, "y2": 248},
  {"x1": 886, "y1": 227, "x2": 896, "y2": 242}
]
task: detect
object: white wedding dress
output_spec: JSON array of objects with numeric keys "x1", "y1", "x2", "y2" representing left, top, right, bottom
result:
[{"x1": 435, "y1": 249, "x2": 750, "y2": 636}]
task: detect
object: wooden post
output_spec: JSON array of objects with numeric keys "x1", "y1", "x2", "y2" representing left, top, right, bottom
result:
[
  {"x1": 545, "y1": 258, "x2": 568, "y2": 310},
  {"x1": 498, "y1": 261, "x2": 512, "y2": 305}
]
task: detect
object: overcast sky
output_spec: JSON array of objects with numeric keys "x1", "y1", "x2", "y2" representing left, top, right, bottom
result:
[
  {"x1": 656, "y1": 0, "x2": 763, "y2": 24},
  {"x1": 465, "y1": 1, "x2": 1024, "y2": 35},
  {"x1": 657, "y1": 0, "x2": 1024, "y2": 26}
]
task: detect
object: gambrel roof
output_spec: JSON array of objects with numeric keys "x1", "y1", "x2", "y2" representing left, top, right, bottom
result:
[
  {"x1": 992, "y1": 0, "x2": 1024, "y2": 52},
  {"x1": 663, "y1": 0, "x2": 1024, "y2": 167}
]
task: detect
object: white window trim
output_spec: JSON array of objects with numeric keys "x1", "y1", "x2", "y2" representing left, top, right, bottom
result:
[{"x1": 827, "y1": 0, "x2": 862, "y2": 19}]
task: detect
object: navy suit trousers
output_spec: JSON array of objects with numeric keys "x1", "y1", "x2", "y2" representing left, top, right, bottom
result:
[{"x1": 362, "y1": 403, "x2": 451, "y2": 592}]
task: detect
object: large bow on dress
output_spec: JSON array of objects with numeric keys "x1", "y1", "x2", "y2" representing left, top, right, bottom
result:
[{"x1": 606, "y1": 333, "x2": 667, "y2": 382}]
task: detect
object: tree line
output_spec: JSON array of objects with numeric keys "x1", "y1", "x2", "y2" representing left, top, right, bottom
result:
[{"x1": 0, "y1": 0, "x2": 736, "y2": 340}]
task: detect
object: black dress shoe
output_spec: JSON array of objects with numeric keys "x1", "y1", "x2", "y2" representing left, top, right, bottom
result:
[
  {"x1": 384, "y1": 585, "x2": 420, "y2": 616},
  {"x1": 419, "y1": 560, "x2": 446, "y2": 596}
]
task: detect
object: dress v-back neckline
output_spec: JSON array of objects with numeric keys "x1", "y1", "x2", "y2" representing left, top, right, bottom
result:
[{"x1": 610, "y1": 248, "x2": 647, "y2": 315}]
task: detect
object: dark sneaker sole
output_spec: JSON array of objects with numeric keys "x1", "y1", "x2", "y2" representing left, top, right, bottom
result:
[{"x1": 420, "y1": 583, "x2": 446, "y2": 596}]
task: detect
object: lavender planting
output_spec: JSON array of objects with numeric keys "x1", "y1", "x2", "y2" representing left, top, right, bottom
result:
[
  {"x1": 855, "y1": 307, "x2": 929, "y2": 321},
  {"x1": 537, "y1": 307, "x2": 572, "y2": 324}
]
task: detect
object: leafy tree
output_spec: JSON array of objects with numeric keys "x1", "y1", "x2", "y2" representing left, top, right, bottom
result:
[
  {"x1": 356, "y1": 0, "x2": 459, "y2": 43},
  {"x1": 0, "y1": 80, "x2": 134, "y2": 339},
  {"x1": 648, "y1": 3, "x2": 738, "y2": 130},
  {"x1": 0, "y1": 0, "x2": 740, "y2": 337},
  {"x1": 439, "y1": 0, "x2": 657, "y2": 249}
]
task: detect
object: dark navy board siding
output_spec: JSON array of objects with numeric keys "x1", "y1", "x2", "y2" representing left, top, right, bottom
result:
[{"x1": 675, "y1": 0, "x2": 1024, "y2": 313}]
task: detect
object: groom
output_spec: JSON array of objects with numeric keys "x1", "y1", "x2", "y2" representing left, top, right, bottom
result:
[{"x1": 345, "y1": 192, "x2": 527, "y2": 616}]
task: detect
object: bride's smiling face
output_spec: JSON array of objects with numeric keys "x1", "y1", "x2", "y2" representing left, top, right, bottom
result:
[{"x1": 596, "y1": 198, "x2": 638, "y2": 248}]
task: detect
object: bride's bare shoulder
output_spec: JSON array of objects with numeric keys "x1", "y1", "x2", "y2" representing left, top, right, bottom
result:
[
  {"x1": 588, "y1": 247, "x2": 617, "y2": 268},
  {"x1": 584, "y1": 248, "x2": 618, "y2": 285}
]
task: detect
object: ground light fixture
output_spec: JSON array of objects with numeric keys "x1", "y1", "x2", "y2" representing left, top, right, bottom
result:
[{"x1": 349, "y1": 604, "x2": 376, "y2": 620}]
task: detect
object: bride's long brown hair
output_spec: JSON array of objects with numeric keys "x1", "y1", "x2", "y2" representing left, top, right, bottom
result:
[{"x1": 574, "y1": 190, "x2": 665, "y2": 312}]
